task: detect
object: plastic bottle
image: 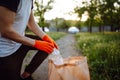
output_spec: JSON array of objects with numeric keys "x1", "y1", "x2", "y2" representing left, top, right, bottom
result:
[{"x1": 49, "y1": 48, "x2": 64, "y2": 65}]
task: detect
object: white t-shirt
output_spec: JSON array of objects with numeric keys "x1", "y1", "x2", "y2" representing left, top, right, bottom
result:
[{"x1": 0, "y1": 0, "x2": 33, "y2": 57}]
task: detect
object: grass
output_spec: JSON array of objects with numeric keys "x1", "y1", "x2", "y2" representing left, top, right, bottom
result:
[
  {"x1": 26, "y1": 31, "x2": 66, "y2": 41},
  {"x1": 47, "y1": 32, "x2": 66, "y2": 41},
  {"x1": 75, "y1": 32, "x2": 120, "y2": 80}
]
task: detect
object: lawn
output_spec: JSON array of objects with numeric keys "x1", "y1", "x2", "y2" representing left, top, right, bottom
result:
[
  {"x1": 75, "y1": 32, "x2": 120, "y2": 80},
  {"x1": 26, "y1": 31, "x2": 66, "y2": 41},
  {"x1": 47, "y1": 32, "x2": 66, "y2": 41}
]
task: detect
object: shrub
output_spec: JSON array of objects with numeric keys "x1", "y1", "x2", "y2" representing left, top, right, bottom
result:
[{"x1": 75, "y1": 32, "x2": 120, "y2": 80}]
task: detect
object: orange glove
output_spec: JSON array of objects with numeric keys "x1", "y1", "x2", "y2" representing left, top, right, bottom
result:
[
  {"x1": 42, "y1": 35, "x2": 59, "y2": 49},
  {"x1": 34, "y1": 40, "x2": 54, "y2": 54}
]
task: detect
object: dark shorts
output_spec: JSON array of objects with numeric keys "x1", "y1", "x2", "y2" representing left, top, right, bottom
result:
[{"x1": 0, "y1": 34, "x2": 48, "y2": 80}]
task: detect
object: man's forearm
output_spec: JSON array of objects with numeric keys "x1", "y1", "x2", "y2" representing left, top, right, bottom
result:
[
  {"x1": 1, "y1": 27, "x2": 35, "y2": 47},
  {"x1": 0, "y1": 6, "x2": 35, "y2": 47},
  {"x1": 28, "y1": 22, "x2": 46, "y2": 38},
  {"x1": 27, "y1": 11, "x2": 46, "y2": 39}
]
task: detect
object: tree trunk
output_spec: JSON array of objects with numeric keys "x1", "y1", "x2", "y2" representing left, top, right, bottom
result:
[
  {"x1": 89, "y1": 19, "x2": 93, "y2": 33},
  {"x1": 103, "y1": 26, "x2": 104, "y2": 32},
  {"x1": 110, "y1": 25, "x2": 114, "y2": 32},
  {"x1": 99, "y1": 23, "x2": 102, "y2": 32}
]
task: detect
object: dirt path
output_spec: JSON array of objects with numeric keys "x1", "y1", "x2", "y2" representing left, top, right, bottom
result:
[
  {"x1": 21, "y1": 34, "x2": 81, "y2": 80},
  {"x1": 57, "y1": 34, "x2": 80, "y2": 58}
]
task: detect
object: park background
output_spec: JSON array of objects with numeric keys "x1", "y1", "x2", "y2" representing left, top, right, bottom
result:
[{"x1": 25, "y1": 0, "x2": 120, "y2": 80}]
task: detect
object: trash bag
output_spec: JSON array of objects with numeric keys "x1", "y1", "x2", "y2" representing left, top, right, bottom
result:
[{"x1": 48, "y1": 56, "x2": 90, "y2": 80}]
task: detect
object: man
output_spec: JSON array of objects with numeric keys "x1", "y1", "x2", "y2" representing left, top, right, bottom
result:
[{"x1": 0, "y1": 0, "x2": 58, "y2": 80}]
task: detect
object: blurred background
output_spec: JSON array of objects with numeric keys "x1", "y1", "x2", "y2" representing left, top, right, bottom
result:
[
  {"x1": 25, "y1": 0, "x2": 120, "y2": 80},
  {"x1": 28, "y1": 0, "x2": 120, "y2": 33}
]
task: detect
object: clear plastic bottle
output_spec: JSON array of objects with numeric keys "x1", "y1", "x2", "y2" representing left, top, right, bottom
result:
[{"x1": 49, "y1": 48, "x2": 64, "y2": 65}]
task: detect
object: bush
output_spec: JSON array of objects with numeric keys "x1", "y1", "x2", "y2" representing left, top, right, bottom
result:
[{"x1": 75, "y1": 32, "x2": 120, "y2": 80}]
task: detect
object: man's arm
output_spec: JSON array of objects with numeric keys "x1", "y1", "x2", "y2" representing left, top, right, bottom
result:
[
  {"x1": 0, "y1": 6, "x2": 35, "y2": 46},
  {"x1": 0, "y1": 6, "x2": 54, "y2": 53},
  {"x1": 27, "y1": 11, "x2": 46, "y2": 39},
  {"x1": 27, "y1": 11, "x2": 59, "y2": 49}
]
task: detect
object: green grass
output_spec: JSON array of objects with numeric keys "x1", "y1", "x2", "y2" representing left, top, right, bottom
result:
[
  {"x1": 75, "y1": 32, "x2": 120, "y2": 80},
  {"x1": 47, "y1": 32, "x2": 66, "y2": 41},
  {"x1": 26, "y1": 31, "x2": 66, "y2": 41}
]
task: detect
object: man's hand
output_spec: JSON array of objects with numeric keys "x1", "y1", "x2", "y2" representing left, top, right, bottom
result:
[
  {"x1": 42, "y1": 35, "x2": 59, "y2": 49},
  {"x1": 34, "y1": 40, "x2": 54, "y2": 54}
]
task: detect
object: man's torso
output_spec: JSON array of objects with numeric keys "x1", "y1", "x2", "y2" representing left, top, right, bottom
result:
[{"x1": 0, "y1": 0, "x2": 33, "y2": 57}]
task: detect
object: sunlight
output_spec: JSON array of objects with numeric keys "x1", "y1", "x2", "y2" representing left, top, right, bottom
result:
[
  {"x1": 44, "y1": 0, "x2": 82, "y2": 20},
  {"x1": 35, "y1": 0, "x2": 89, "y2": 21},
  {"x1": 81, "y1": 11, "x2": 89, "y2": 21}
]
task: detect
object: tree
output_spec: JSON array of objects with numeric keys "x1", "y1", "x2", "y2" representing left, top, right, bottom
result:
[
  {"x1": 74, "y1": 6, "x2": 87, "y2": 31},
  {"x1": 53, "y1": 18, "x2": 80, "y2": 31},
  {"x1": 94, "y1": 14, "x2": 103, "y2": 32},
  {"x1": 98, "y1": 0, "x2": 120, "y2": 31},
  {"x1": 74, "y1": 0, "x2": 120, "y2": 32},
  {"x1": 75, "y1": 0, "x2": 98, "y2": 32},
  {"x1": 34, "y1": 0, "x2": 54, "y2": 31}
]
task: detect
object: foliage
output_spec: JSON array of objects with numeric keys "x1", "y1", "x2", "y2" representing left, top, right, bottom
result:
[
  {"x1": 98, "y1": 0, "x2": 120, "y2": 31},
  {"x1": 34, "y1": 0, "x2": 54, "y2": 30},
  {"x1": 74, "y1": 0, "x2": 120, "y2": 32},
  {"x1": 53, "y1": 18, "x2": 68, "y2": 31},
  {"x1": 52, "y1": 18, "x2": 81, "y2": 30},
  {"x1": 74, "y1": 7, "x2": 87, "y2": 20},
  {"x1": 75, "y1": 32, "x2": 120, "y2": 80},
  {"x1": 75, "y1": 0, "x2": 98, "y2": 32}
]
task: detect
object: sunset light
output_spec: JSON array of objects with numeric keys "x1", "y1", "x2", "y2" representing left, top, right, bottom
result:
[{"x1": 44, "y1": 0, "x2": 85, "y2": 20}]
